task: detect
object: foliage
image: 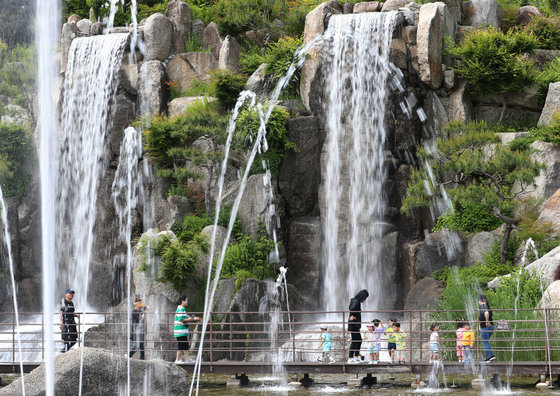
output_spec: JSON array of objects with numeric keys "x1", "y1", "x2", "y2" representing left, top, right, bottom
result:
[
  {"x1": 166, "y1": 80, "x2": 184, "y2": 101},
  {"x1": 209, "y1": 0, "x2": 281, "y2": 38},
  {"x1": 0, "y1": 0, "x2": 33, "y2": 48},
  {"x1": 235, "y1": 105, "x2": 296, "y2": 174},
  {"x1": 239, "y1": 44, "x2": 267, "y2": 75},
  {"x1": 536, "y1": 57, "x2": 560, "y2": 98},
  {"x1": 184, "y1": 78, "x2": 213, "y2": 97},
  {"x1": 172, "y1": 203, "x2": 243, "y2": 243},
  {"x1": 526, "y1": 15, "x2": 560, "y2": 50},
  {"x1": 434, "y1": 201, "x2": 502, "y2": 234},
  {"x1": 0, "y1": 43, "x2": 36, "y2": 126},
  {"x1": 143, "y1": 100, "x2": 229, "y2": 213},
  {"x1": 221, "y1": 230, "x2": 277, "y2": 280},
  {"x1": 452, "y1": 27, "x2": 538, "y2": 96},
  {"x1": 211, "y1": 69, "x2": 247, "y2": 109},
  {"x1": 185, "y1": 35, "x2": 208, "y2": 53},
  {"x1": 402, "y1": 121, "x2": 545, "y2": 264},
  {"x1": 508, "y1": 113, "x2": 560, "y2": 151},
  {"x1": 0, "y1": 122, "x2": 32, "y2": 198}
]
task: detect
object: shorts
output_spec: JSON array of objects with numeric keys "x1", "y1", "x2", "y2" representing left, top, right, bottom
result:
[
  {"x1": 177, "y1": 335, "x2": 190, "y2": 351},
  {"x1": 430, "y1": 343, "x2": 439, "y2": 353},
  {"x1": 322, "y1": 346, "x2": 332, "y2": 353},
  {"x1": 388, "y1": 342, "x2": 396, "y2": 350},
  {"x1": 369, "y1": 343, "x2": 381, "y2": 353},
  {"x1": 456, "y1": 344, "x2": 463, "y2": 357}
]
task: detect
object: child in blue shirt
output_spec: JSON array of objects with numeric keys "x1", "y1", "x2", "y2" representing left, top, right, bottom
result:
[{"x1": 318, "y1": 325, "x2": 335, "y2": 363}]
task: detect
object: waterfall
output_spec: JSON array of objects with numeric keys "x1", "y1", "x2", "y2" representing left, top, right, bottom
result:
[
  {"x1": 320, "y1": 12, "x2": 397, "y2": 311},
  {"x1": 56, "y1": 33, "x2": 129, "y2": 311},
  {"x1": 36, "y1": 0, "x2": 60, "y2": 392}
]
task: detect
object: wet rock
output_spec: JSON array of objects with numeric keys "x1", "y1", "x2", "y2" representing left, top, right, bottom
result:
[
  {"x1": 343, "y1": 2, "x2": 354, "y2": 13},
  {"x1": 166, "y1": 0, "x2": 191, "y2": 54},
  {"x1": 278, "y1": 116, "x2": 321, "y2": 217},
  {"x1": 417, "y1": 3, "x2": 443, "y2": 89},
  {"x1": 404, "y1": 278, "x2": 444, "y2": 311},
  {"x1": 401, "y1": 241, "x2": 422, "y2": 297},
  {"x1": 402, "y1": 25, "x2": 417, "y2": 44},
  {"x1": 144, "y1": 13, "x2": 173, "y2": 61},
  {"x1": 390, "y1": 38, "x2": 407, "y2": 70},
  {"x1": 61, "y1": 22, "x2": 79, "y2": 72},
  {"x1": 539, "y1": 82, "x2": 560, "y2": 126},
  {"x1": 119, "y1": 64, "x2": 138, "y2": 95},
  {"x1": 287, "y1": 218, "x2": 321, "y2": 300},
  {"x1": 463, "y1": 0, "x2": 502, "y2": 28},
  {"x1": 156, "y1": 193, "x2": 194, "y2": 230},
  {"x1": 202, "y1": 22, "x2": 223, "y2": 59},
  {"x1": 354, "y1": 1, "x2": 381, "y2": 12},
  {"x1": 90, "y1": 21, "x2": 103, "y2": 35},
  {"x1": 413, "y1": 230, "x2": 466, "y2": 278},
  {"x1": 218, "y1": 35, "x2": 241, "y2": 73},
  {"x1": 198, "y1": 225, "x2": 231, "y2": 278},
  {"x1": 425, "y1": 90, "x2": 449, "y2": 137},
  {"x1": 110, "y1": 92, "x2": 136, "y2": 156},
  {"x1": 0, "y1": 348, "x2": 188, "y2": 395},
  {"x1": 381, "y1": 0, "x2": 410, "y2": 12},
  {"x1": 213, "y1": 277, "x2": 237, "y2": 313},
  {"x1": 475, "y1": 85, "x2": 541, "y2": 111},
  {"x1": 381, "y1": 231, "x2": 403, "y2": 310},
  {"x1": 465, "y1": 231, "x2": 498, "y2": 267},
  {"x1": 139, "y1": 60, "x2": 167, "y2": 116},
  {"x1": 301, "y1": 0, "x2": 341, "y2": 111},
  {"x1": 76, "y1": 18, "x2": 92, "y2": 34},
  {"x1": 524, "y1": 245, "x2": 560, "y2": 289}
]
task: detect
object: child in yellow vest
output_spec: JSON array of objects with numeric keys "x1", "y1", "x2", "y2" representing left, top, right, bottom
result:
[{"x1": 462, "y1": 323, "x2": 475, "y2": 364}]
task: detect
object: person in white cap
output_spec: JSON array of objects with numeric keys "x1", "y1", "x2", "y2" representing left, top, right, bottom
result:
[
  {"x1": 59, "y1": 288, "x2": 79, "y2": 352},
  {"x1": 318, "y1": 325, "x2": 335, "y2": 363}
]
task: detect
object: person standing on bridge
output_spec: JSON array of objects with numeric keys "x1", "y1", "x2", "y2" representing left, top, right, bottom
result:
[
  {"x1": 347, "y1": 289, "x2": 369, "y2": 364},
  {"x1": 174, "y1": 295, "x2": 201, "y2": 364},
  {"x1": 129, "y1": 298, "x2": 147, "y2": 360},
  {"x1": 478, "y1": 294, "x2": 496, "y2": 362},
  {"x1": 59, "y1": 288, "x2": 79, "y2": 353}
]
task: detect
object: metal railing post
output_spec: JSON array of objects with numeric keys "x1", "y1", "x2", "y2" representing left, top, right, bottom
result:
[
  {"x1": 42, "y1": 313, "x2": 45, "y2": 361},
  {"x1": 229, "y1": 313, "x2": 233, "y2": 361},
  {"x1": 291, "y1": 313, "x2": 296, "y2": 362},
  {"x1": 342, "y1": 312, "x2": 346, "y2": 372},
  {"x1": 476, "y1": 315, "x2": 480, "y2": 362},
  {"x1": 12, "y1": 311, "x2": 15, "y2": 370},
  {"x1": 409, "y1": 311, "x2": 413, "y2": 367},
  {"x1": 209, "y1": 313, "x2": 213, "y2": 371},
  {"x1": 419, "y1": 311, "x2": 423, "y2": 362}
]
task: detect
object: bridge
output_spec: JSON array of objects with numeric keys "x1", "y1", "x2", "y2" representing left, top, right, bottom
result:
[{"x1": 1, "y1": 308, "x2": 559, "y2": 387}]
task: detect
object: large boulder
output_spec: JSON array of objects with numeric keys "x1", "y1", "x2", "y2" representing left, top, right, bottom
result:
[
  {"x1": 0, "y1": 348, "x2": 188, "y2": 395},
  {"x1": 109, "y1": 93, "x2": 136, "y2": 156},
  {"x1": 191, "y1": 19, "x2": 205, "y2": 39},
  {"x1": 139, "y1": 60, "x2": 167, "y2": 115},
  {"x1": 300, "y1": 0, "x2": 341, "y2": 111},
  {"x1": 278, "y1": 116, "x2": 321, "y2": 217},
  {"x1": 119, "y1": 64, "x2": 139, "y2": 95},
  {"x1": 515, "y1": 5, "x2": 541, "y2": 25},
  {"x1": 198, "y1": 225, "x2": 231, "y2": 278},
  {"x1": 245, "y1": 63, "x2": 269, "y2": 97},
  {"x1": 381, "y1": 0, "x2": 410, "y2": 12},
  {"x1": 166, "y1": 52, "x2": 218, "y2": 92},
  {"x1": 435, "y1": 2, "x2": 456, "y2": 65},
  {"x1": 168, "y1": 96, "x2": 215, "y2": 118},
  {"x1": 202, "y1": 22, "x2": 223, "y2": 59},
  {"x1": 465, "y1": 231, "x2": 498, "y2": 267},
  {"x1": 538, "y1": 188, "x2": 560, "y2": 234},
  {"x1": 425, "y1": 90, "x2": 449, "y2": 137},
  {"x1": 417, "y1": 3, "x2": 443, "y2": 89},
  {"x1": 166, "y1": 0, "x2": 191, "y2": 54},
  {"x1": 76, "y1": 18, "x2": 92, "y2": 34},
  {"x1": 539, "y1": 81, "x2": 560, "y2": 126},
  {"x1": 61, "y1": 22, "x2": 79, "y2": 72},
  {"x1": 354, "y1": 1, "x2": 381, "y2": 12},
  {"x1": 539, "y1": 280, "x2": 560, "y2": 309},
  {"x1": 463, "y1": 0, "x2": 502, "y2": 28},
  {"x1": 381, "y1": 231, "x2": 403, "y2": 310},
  {"x1": 286, "y1": 218, "x2": 321, "y2": 300},
  {"x1": 414, "y1": 230, "x2": 466, "y2": 278},
  {"x1": 404, "y1": 278, "x2": 444, "y2": 311},
  {"x1": 524, "y1": 141, "x2": 560, "y2": 200},
  {"x1": 144, "y1": 13, "x2": 173, "y2": 61},
  {"x1": 525, "y1": 245, "x2": 560, "y2": 289},
  {"x1": 218, "y1": 35, "x2": 241, "y2": 73},
  {"x1": 441, "y1": 81, "x2": 473, "y2": 123}
]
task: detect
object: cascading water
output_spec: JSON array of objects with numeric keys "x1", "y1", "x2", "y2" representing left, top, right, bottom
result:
[
  {"x1": 320, "y1": 12, "x2": 397, "y2": 311},
  {"x1": 56, "y1": 33, "x2": 129, "y2": 311},
  {"x1": 0, "y1": 188, "x2": 25, "y2": 393},
  {"x1": 36, "y1": 0, "x2": 60, "y2": 392}
]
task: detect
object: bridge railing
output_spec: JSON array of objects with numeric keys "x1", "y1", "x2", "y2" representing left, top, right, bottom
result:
[{"x1": 0, "y1": 308, "x2": 558, "y2": 368}]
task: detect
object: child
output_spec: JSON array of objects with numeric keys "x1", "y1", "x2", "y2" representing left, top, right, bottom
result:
[
  {"x1": 318, "y1": 325, "x2": 335, "y2": 363},
  {"x1": 394, "y1": 323, "x2": 407, "y2": 364},
  {"x1": 363, "y1": 323, "x2": 376, "y2": 364},
  {"x1": 456, "y1": 319, "x2": 466, "y2": 363},
  {"x1": 386, "y1": 317, "x2": 397, "y2": 363},
  {"x1": 429, "y1": 323, "x2": 439, "y2": 363},
  {"x1": 462, "y1": 323, "x2": 475, "y2": 364},
  {"x1": 371, "y1": 319, "x2": 384, "y2": 364}
]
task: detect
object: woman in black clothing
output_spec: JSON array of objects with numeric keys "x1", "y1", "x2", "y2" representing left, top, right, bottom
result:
[{"x1": 347, "y1": 289, "x2": 369, "y2": 363}]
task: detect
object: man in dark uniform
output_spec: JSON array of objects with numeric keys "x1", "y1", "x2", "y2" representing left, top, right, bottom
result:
[{"x1": 59, "y1": 289, "x2": 79, "y2": 352}]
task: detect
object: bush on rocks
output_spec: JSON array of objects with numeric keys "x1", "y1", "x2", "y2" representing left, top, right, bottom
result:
[
  {"x1": 0, "y1": 122, "x2": 32, "y2": 198},
  {"x1": 211, "y1": 69, "x2": 247, "y2": 108}
]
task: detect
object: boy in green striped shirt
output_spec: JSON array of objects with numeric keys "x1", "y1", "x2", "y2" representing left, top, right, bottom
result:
[{"x1": 175, "y1": 295, "x2": 201, "y2": 364}]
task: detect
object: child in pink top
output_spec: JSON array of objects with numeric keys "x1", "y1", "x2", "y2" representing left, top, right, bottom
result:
[{"x1": 456, "y1": 319, "x2": 466, "y2": 363}]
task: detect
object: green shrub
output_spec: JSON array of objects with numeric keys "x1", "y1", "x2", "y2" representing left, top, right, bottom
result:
[
  {"x1": 183, "y1": 78, "x2": 213, "y2": 97},
  {"x1": 221, "y1": 231, "x2": 277, "y2": 280},
  {"x1": 185, "y1": 35, "x2": 208, "y2": 52},
  {"x1": 0, "y1": 122, "x2": 31, "y2": 198},
  {"x1": 239, "y1": 45, "x2": 266, "y2": 75},
  {"x1": 452, "y1": 27, "x2": 538, "y2": 95},
  {"x1": 235, "y1": 105, "x2": 296, "y2": 174},
  {"x1": 434, "y1": 201, "x2": 503, "y2": 234},
  {"x1": 264, "y1": 37, "x2": 303, "y2": 98},
  {"x1": 527, "y1": 16, "x2": 560, "y2": 50},
  {"x1": 209, "y1": 0, "x2": 279, "y2": 37},
  {"x1": 537, "y1": 57, "x2": 560, "y2": 98},
  {"x1": 172, "y1": 203, "x2": 243, "y2": 243},
  {"x1": 211, "y1": 69, "x2": 247, "y2": 108}
]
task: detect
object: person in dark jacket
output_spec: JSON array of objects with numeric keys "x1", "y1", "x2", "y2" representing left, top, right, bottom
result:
[
  {"x1": 478, "y1": 294, "x2": 496, "y2": 362},
  {"x1": 129, "y1": 298, "x2": 147, "y2": 360},
  {"x1": 347, "y1": 289, "x2": 369, "y2": 363},
  {"x1": 59, "y1": 289, "x2": 79, "y2": 352}
]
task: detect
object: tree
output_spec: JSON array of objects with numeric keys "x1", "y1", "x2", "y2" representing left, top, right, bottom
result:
[
  {"x1": 144, "y1": 100, "x2": 228, "y2": 215},
  {"x1": 0, "y1": 42, "x2": 37, "y2": 127},
  {"x1": 402, "y1": 121, "x2": 545, "y2": 265},
  {"x1": 0, "y1": 0, "x2": 33, "y2": 49}
]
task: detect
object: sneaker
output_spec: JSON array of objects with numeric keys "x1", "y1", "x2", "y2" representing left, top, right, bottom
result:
[
  {"x1": 463, "y1": 360, "x2": 471, "y2": 364},
  {"x1": 487, "y1": 356, "x2": 496, "y2": 362},
  {"x1": 368, "y1": 360, "x2": 374, "y2": 364},
  {"x1": 329, "y1": 358, "x2": 335, "y2": 364},
  {"x1": 349, "y1": 358, "x2": 360, "y2": 364},
  {"x1": 373, "y1": 360, "x2": 378, "y2": 364},
  {"x1": 175, "y1": 360, "x2": 183, "y2": 364},
  {"x1": 360, "y1": 354, "x2": 365, "y2": 361},
  {"x1": 317, "y1": 358, "x2": 323, "y2": 363},
  {"x1": 347, "y1": 358, "x2": 355, "y2": 364},
  {"x1": 185, "y1": 358, "x2": 196, "y2": 363}
]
